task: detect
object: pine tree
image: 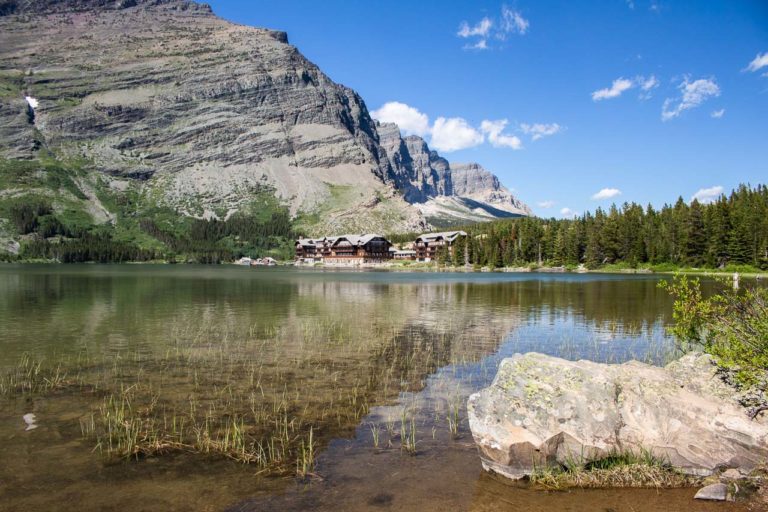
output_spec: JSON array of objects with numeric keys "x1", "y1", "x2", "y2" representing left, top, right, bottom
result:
[
  {"x1": 601, "y1": 205, "x2": 621, "y2": 263},
  {"x1": 584, "y1": 211, "x2": 604, "y2": 268},
  {"x1": 705, "y1": 199, "x2": 730, "y2": 268},
  {"x1": 685, "y1": 199, "x2": 706, "y2": 266},
  {"x1": 452, "y1": 237, "x2": 466, "y2": 267}
]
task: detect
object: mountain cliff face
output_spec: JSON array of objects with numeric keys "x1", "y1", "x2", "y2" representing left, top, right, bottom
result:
[
  {"x1": 377, "y1": 121, "x2": 531, "y2": 226},
  {"x1": 376, "y1": 121, "x2": 452, "y2": 203},
  {"x1": 0, "y1": 0, "x2": 529, "y2": 240},
  {"x1": 451, "y1": 163, "x2": 531, "y2": 215}
]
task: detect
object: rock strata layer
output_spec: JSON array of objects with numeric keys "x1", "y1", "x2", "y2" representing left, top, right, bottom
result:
[{"x1": 468, "y1": 352, "x2": 768, "y2": 480}]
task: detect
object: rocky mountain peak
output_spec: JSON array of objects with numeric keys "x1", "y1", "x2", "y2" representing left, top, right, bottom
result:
[
  {"x1": 450, "y1": 163, "x2": 502, "y2": 194},
  {"x1": 375, "y1": 121, "x2": 531, "y2": 224}
]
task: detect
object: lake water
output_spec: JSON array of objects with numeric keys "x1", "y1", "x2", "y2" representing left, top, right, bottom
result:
[{"x1": 0, "y1": 265, "x2": 751, "y2": 511}]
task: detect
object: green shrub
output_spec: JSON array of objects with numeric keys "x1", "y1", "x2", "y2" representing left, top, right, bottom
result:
[
  {"x1": 722, "y1": 263, "x2": 762, "y2": 274},
  {"x1": 660, "y1": 275, "x2": 768, "y2": 389},
  {"x1": 647, "y1": 262, "x2": 678, "y2": 272}
]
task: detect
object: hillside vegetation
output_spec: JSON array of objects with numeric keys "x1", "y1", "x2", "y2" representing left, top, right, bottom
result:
[{"x1": 0, "y1": 157, "x2": 297, "y2": 263}]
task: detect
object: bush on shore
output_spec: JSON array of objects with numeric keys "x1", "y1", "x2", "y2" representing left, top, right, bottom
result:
[{"x1": 661, "y1": 275, "x2": 768, "y2": 416}]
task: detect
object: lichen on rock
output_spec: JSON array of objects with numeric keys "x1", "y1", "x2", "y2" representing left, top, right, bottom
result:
[{"x1": 468, "y1": 352, "x2": 768, "y2": 481}]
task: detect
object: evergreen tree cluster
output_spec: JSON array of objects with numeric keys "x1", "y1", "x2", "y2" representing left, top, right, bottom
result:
[
  {"x1": 7, "y1": 197, "x2": 86, "y2": 239},
  {"x1": 9, "y1": 199, "x2": 53, "y2": 235},
  {"x1": 461, "y1": 184, "x2": 768, "y2": 270},
  {"x1": 20, "y1": 234, "x2": 158, "y2": 263},
  {"x1": 138, "y1": 209, "x2": 296, "y2": 263}
]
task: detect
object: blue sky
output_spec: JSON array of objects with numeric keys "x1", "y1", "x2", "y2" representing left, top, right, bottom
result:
[{"x1": 208, "y1": 0, "x2": 768, "y2": 218}]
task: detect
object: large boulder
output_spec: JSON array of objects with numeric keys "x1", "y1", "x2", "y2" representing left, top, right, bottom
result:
[{"x1": 468, "y1": 352, "x2": 768, "y2": 480}]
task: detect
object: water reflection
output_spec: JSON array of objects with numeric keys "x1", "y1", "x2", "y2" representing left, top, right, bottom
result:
[
  {"x1": 0, "y1": 265, "x2": 741, "y2": 512},
  {"x1": 0, "y1": 265, "x2": 684, "y2": 367}
]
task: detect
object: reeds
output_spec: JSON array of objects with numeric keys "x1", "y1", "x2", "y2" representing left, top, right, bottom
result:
[
  {"x1": 296, "y1": 427, "x2": 315, "y2": 477},
  {"x1": 0, "y1": 317, "x2": 469, "y2": 476},
  {"x1": 446, "y1": 395, "x2": 461, "y2": 438},
  {"x1": 0, "y1": 353, "x2": 78, "y2": 396},
  {"x1": 369, "y1": 422, "x2": 381, "y2": 448},
  {"x1": 529, "y1": 449, "x2": 699, "y2": 489},
  {"x1": 399, "y1": 409, "x2": 418, "y2": 455}
]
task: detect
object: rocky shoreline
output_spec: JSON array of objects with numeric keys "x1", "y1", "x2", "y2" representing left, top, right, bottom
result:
[{"x1": 468, "y1": 352, "x2": 768, "y2": 501}]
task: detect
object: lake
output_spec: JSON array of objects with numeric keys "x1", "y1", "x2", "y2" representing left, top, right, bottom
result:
[{"x1": 0, "y1": 265, "x2": 750, "y2": 511}]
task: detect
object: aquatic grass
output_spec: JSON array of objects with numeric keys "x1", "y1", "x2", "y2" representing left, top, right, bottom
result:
[
  {"x1": 446, "y1": 394, "x2": 462, "y2": 438},
  {"x1": 369, "y1": 422, "x2": 381, "y2": 448},
  {"x1": 296, "y1": 426, "x2": 315, "y2": 477},
  {"x1": 400, "y1": 409, "x2": 418, "y2": 455},
  {"x1": 0, "y1": 353, "x2": 95, "y2": 396},
  {"x1": 92, "y1": 386, "x2": 311, "y2": 469},
  {"x1": 529, "y1": 449, "x2": 699, "y2": 490},
  {"x1": 0, "y1": 316, "x2": 470, "y2": 476}
]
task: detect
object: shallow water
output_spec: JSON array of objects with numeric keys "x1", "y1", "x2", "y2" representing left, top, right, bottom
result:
[{"x1": 0, "y1": 265, "x2": 754, "y2": 511}]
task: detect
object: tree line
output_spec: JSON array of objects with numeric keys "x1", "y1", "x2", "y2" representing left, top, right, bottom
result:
[
  {"x1": 20, "y1": 233, "x2": 159, "y2": 263},
  {"x1": 444, "y1": 184, "x2": 768, "y2": 270},
  {"x1": 6, "y1": 183, "x2": 766, "y2": 267}
]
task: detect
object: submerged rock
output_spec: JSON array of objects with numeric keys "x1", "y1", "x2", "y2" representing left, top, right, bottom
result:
[
  {"x1": 467, "y1": 353, "x2": 768, "y2": 480},
  {"x1": 23, "y1": 413, "x2": 37, "y2": 431},
  {"x1": 694, "y1": 483, "x2": 729, "y2": 501}
]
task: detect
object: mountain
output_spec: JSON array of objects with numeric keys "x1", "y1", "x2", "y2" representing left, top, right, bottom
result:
[
  {"x1": 376, "y1": 122, "x2": 531, "y2": 227},
  {"x1": 0, "y1": 0, "x2": 530, "y2": 259}
]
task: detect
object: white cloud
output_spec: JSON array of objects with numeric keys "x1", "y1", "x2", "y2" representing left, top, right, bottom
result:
[
  {"x1": 560, "y1": 207, "x2": 579, "y2": 219},
  {"x1": 480, "y1": 119, "x2": 523, "y2": 149},
  {"x1": 370, "y1": 101, "x2": 430, "y2": 137},
  {"x1": 520, "y1": 122, "x2": 562, "y2": 141},
  {"x1": 464, "y1": 39, "x2": 489, "y2": 50},
  {"x1": 457, "y1": 17, "x2": 493, "y2": 38},
  {"x1": 500, "y1": 5, "x2": 529, "y2": 36},
  {"x1": 592, "y1": 75, "x2": 659, "y2": 101},
  {"x1": 661, "y1": 77, "x2": 720, "y2": 121},
  {"x1": 639, "y1": 75, "x2": 659, "y2": 91},
  {"x1": 745, "y1": 52, "x2": 768, "y2": 73},
  {"x1": 537, "y1": 200, "x2": 555, "y2": 208},
  {"x1": 458, "y1": 6, "x2": 528, "y2": 50},
  {"x1": 591, "y1": 188, "x2": 622, "y2": 200},
  {"x1": 371, "y1": 102, "x2": 529, "y2": 153},
  {"x1": 592, "y1": 78, "x2": 634, "y2": 101},
  {"x1": 430, "y1": 117, "x2": 485, "y2": 152},
  {"x1": 691, "y1": 185, "x2": 723, "y2": 204},
  {"x1": 638, "y1": 75, "x2": 659, "y2": 99},
  {"x1": 25, "y1": 96, "x2": 38, "y2": 109},
  {"x1": 711, "y1": 109, "x2": 725, "y2": 119}
]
